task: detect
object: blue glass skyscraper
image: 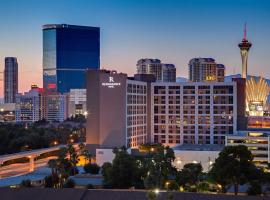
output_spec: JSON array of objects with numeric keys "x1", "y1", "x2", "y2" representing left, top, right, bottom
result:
[{"x1": 43, "y1": 24, "x2": 100, "y2": 93}]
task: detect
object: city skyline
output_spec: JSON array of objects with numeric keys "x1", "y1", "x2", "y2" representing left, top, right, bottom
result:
[{"x1": 0, "y1": 0, "x2": 270, "y2": 96}]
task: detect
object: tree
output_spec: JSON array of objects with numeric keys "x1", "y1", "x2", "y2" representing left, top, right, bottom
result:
[
  {"x1": 247, "y1": 181, "x2": 262, "y2": 196},
  {"x1": 101, "y1": 147, "x2": 143, "y2": 189},
  {"x1": 78, "y1": 143, "x2": 92, "y2": 164},
  {"x1": 47, "y1": 146, "x2": 77, "y2": 188},
  {"x1": 144, "y1": 144, "x2": 176, "y2": 189},
  {"x1": 177, "y1": 163, "x2": 203, "y2": 191},
  {"x1": 48, "y1": 159, "x2": 57, "y2": 175},
  {"x1": 168, "y1": 181, "x2": 179, "y2": 191},
  {"x1": 66, "y1": 144, "x2": 79, "y2": 175},
  {"x1": 209, "y1": 145, "x2": 255, "y2": 195},
  {"x1": 84, "y1": 163, "x2": 100, "y2": 174},
  {"x1": 101, "y1": 162, "x2": 113, "y2": 188},
  {"x1": 44, "y1": 174, "x2": 59, "y2": 188}
]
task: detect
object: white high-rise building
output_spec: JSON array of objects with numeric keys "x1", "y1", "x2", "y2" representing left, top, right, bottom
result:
[
  {"x1": 15, "y1": 87, "x2": 43, "y2": 123},
  {"x1": 44, "y1": 93, "x2": 68, "y2": 122},
  {"x1": 68, "y1": 89, "x2": 87, "y2": 117}
]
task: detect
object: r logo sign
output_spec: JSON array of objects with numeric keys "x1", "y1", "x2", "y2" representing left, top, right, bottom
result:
[
  {"x1": 109, "y1": 77, "x2": 114, "y2": 83},
  {"x1": 102, "y1": 76, "x2": 121, "y2": 88}
]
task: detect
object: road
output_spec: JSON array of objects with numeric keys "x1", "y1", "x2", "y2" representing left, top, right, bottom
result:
[{"x1": 0, "y1": 156, "x2": 56, "y2": 179}]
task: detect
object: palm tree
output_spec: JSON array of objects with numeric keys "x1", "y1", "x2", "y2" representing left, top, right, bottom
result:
[
  {"x1": 78, "y1": 143, "x2": 85, "y2": 152},
  {"x1": 66, "y1": 144, "x2": 79, "y2": 175},
  {"x1": 47, "y1": 159, "x2": 59, "y2": 188},
  {"x1": 82, "y1": 149, "x2": 92, "y2": 165},
  {"x1": 78, "y1": 142, "x2": 92, "y2": 164},
  {"x1": 48, "y1": 159, "x2": 57, "y2": 175}
]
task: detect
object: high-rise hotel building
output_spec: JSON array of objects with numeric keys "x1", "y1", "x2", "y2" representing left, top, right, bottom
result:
[
  {"x1": 43, "y1": 24, "x2": 100, "y2": 93},
  {"x1": 188, "y1": 58, "x2": 225, "y2": 82},
  {"x1": 152, "y1": 82, "x2": 236, "y2": 145},
  {"x1": 86, "y1": 69, "x2": 238, "y2": 150}
]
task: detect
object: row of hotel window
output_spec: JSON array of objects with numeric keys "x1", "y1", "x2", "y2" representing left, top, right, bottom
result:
[
  {"x1": 154, "y1": 86, "x2": 234, "y2": 95},
  {"x1": 154, "y1": 96, "x2": 234, "y2": 104},
  {"x1": 126, "y1": 115, "x2": 233, "y2": 126},
  {"x1": 153, "y1": 125, "x2": 233, "y2": 134},
  {"x1": 127, "y1": 105, "x2": 234, "y2": 115},
  {"x1": 126, "y1": 124, "x2": 233, "y2": 136},
  {"x1": 153, "y1": 116, "x2": 233, "y2": 124},
  {"x1": 126, "y1": 85, "x2": 234, "y2": 95},
  {"x1": 126, "y1": 95, "x2": 234, "y2": 105},
  {"x1": 127, "y1": 84, "x2": 147, "y2": 94},
  {"x1": 154, "y1": 105, "x2": 234, "y2": 114},
  {"x1": 153, "y1": 135, "x2": 226, "y2": 145}
]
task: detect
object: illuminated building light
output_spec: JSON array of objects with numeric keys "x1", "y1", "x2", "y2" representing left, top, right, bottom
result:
[{"x1": 246, "y1": 77, "x2": 269, "y2": 116}]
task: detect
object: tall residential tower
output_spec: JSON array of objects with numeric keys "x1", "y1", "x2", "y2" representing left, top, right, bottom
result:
[
  {"x1": 43, "y1": 24, "x2": 100, "y2": 93},
  {"x1": 4, "y1": 57, "x2": 18, "y2": 103},
  {"x1": 238, "y1": 24, "x2": 252, "y2": 79},
  {"x1": 188, "y1": 58, "x2": 225, "y2": 82},
  {"x1": 136, "y1": 59, "x2": 176, "y2": 82}
]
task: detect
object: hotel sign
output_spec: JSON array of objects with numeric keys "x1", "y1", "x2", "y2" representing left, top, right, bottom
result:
[{"x1": 101, "y1": 77, "x2": 121, "y2": 88}]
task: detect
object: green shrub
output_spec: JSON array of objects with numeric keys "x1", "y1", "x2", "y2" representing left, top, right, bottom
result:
[
  {"x1": 84, "y1": 163, "x2": 100, "y2": 174},
  {"x1": 63, "y1": 179, "x2": 75, "y2": 188},
  {"x1": 168, "y1": 181, "x2": 179, "y2": 191},
  {"x1": 20, "y1": 179, "x2": 32, "y2": 187},
  {"x1": 86, "y1": 184, "x2": 94, "y2": 189},
  {"x1": 197, "y1": 182, "x2": 210, "y2": 192},
  {"x1": 146, "y1": 190, "x2": 157, "y2": 200},
  {"x1": 44, "y1": 174, "x2": 59, "y2": 188},
  {"x1": 247, "y1": 181, "x2": 262, "y2": 196}
]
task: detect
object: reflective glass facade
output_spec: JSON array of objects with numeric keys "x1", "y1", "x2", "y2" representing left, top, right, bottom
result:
[
  {"x1": 4, "y1": 57, "x2": 18, "y2": 103},
  {"x1": 43, "y1": 24, "x2": 100, "y2": 93}
]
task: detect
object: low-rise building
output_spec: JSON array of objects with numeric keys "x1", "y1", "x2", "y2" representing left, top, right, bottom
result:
[
  {"x1": 0, "y1": 103, "x2": 15, "y2": 122},
  {"x1": 226, "y1": 131, "x2": 270, "y2": 168}
]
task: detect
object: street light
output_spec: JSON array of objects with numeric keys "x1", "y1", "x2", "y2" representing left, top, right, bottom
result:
[
  {"x1": 154, "y1": 189, "x2": 159, "y2": 194},
  {"x1": 165, "y1": 181, "x2": 170, "y2": 189},
  {"x1": 83, "y1": 111, "x2": 88, "y2": 117}
]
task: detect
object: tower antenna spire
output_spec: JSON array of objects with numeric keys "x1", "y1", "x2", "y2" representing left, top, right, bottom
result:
[{"x1": 244, "y1": 22, "x2": 247, "y2": 40}]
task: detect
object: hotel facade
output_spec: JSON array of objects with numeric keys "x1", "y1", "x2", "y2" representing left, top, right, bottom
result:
[{"x1": 86, "y1": 69, "x2": 238, "y2": 150}]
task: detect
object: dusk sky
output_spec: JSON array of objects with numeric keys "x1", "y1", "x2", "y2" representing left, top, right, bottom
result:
[{"x1": 0, "y1": 0, "x2": 270, "y2": 96}]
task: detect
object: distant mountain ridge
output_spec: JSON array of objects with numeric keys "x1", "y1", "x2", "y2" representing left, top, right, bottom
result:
[{"x1": 225, "y1": 74, "x2": 270, "y2": 85}]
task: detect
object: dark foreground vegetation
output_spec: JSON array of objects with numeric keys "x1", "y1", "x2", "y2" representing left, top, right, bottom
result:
[
  {"x1": 0, "y1": 116, "x2": 85, "y2": 155},
  {"x1": 19, "y1": 143, "x2": 270, "y2": 197}
]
